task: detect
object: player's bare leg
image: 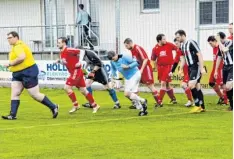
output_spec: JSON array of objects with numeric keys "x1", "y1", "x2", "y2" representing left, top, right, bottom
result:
[
  {"x1": 2, "y1": 81, "x2": 24, "y2": 120},
  {"x1": 166, "y1": 82, "x2": 177, "y2": 104},
  {"x1": 147, "y1": 84, "x2": 160, "y2": 107},
  {"x1": 27, "y1": 85, "x2": 59, "y2": 118},
  {"x1": 181, "y1": 82, "x2": 193, "y2": 107},
  {"x1": 79, "y1": 87, "x2": 100, "y2": 113},
  {"x1": 64, "y1": 84, "x2": 80, "y2": 114},
  {"x1": 226, "y1": 81, "x2": 233, "y2": 111}
]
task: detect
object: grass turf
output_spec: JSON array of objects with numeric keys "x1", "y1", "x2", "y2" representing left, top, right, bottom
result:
[{"x1": 0, "y1": 87, "x2": 232, "y2": 159}]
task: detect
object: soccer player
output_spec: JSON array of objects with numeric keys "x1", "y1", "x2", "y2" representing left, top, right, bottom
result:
[
  {"x1": 175, "y1": 30, "x2": 206, "y2": 113},
  {"x1": 2, "y1": 31, "x2": 59, "y2": 120},
  {"x1": 78, "y1": 49, "x2": 121, "y2": 109},
  {"x1": 215, "y1": 32, "x2": 233, "y2": 111},
  {"x1": 124, "y1": 38, "x2": 159, "y2": 107},
  {"x1": 170, "y1": 38, "x2": 193, "y2": 107},
  {"x1": 151, "y1": 34, "x2": 178, "y2": 107},
  {"x1": 207, "y1": 35, "x2": 227, "y2": 105},
  {"x1": 107, "y1": 51, "x2": 148, "y2": 116},
  {"x1": 228, "y1": 23, "x2": 233, "y2": 40},
  {"x1": 56, "y1": 37, "x2": 100, "y2": 113}
]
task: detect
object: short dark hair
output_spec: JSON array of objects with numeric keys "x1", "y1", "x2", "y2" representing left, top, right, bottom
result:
[
  {"x1": 217, "y1": 32, "x2": 226, "y2": 39},
  {"x1": 175, "y1": 30, "x2": 186, "y2": 37},
  {"x1": 207, "y1": 36, "x2": 217, "y2": 42},
  {"x1": 79, "y1": 4, "x2": 84, "y2": 10},
  {"x1": 124, "y1": 38, "x2": 133, "y2": 44},
  {"x1": 107, "y1": 51, "x2": 116, "y2": 60},
  {"x1": 156, "y1": 34, "x2": 165, "y2": 42},
  {"x1": 58, "y1": 37, "x2": 68, "y2": 45},
  {"x1": 7, "y1": 31, "x2": 19, "y2": 39}
]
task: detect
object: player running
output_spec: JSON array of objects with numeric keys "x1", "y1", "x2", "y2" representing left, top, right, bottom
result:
[
  {"x1": 2, "y1": 31, "x2": 59, "y2": 120},
  {"x1": 170, "y1": 38, "x2": 193, "y2": 107},
  {"x1": 215, "y1": 32, "x2": 233, "y2": 111},
  {"x1": 107, "y1": 51, "x2": 148, "y2": 116},
  {"x1": 175, "y1": 30, "x2": 206, "y2": 113},
  {"x1": 124, "y1": 38, "x2": 159, "y2": 108},
  {"x1": 55, "y1": 37, "x2": 100, "y2": 113},
  {"x1": 207, "y1": 35, "x2": 228, "y2": 105},
  {"x1": 78, "y1": 49, "x2": 121, "y2": 109},
  {"x1": 151, "y1": 34, "x2": 178, "y2": 107}
]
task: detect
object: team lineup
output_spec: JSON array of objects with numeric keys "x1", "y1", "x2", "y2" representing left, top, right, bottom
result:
[{"x1": 1, "y1": 23, "x2": 233, "y2": 120}]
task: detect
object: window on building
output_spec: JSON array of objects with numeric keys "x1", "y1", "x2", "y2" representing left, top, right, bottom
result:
[
  {"x1": 44, "y1": 0, "x2": 65, "y2": 47},
  {"x1": 199, "y1": 0, "x2": 229, "y2": 25},
  {"x1": 142, "y1": 0, "x2": 160, "y2": 13}
]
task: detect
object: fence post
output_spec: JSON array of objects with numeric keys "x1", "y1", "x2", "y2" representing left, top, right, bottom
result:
[{"x1": 115, "y1": 0, "x2": 120, "y2": 54}]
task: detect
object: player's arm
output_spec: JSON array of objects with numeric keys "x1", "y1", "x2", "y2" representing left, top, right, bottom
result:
[
  {"x1": 214, "y1": 48, "x2": 222, "y2": 79},
  {"x1": 179, "y1": 55, "x2": 185, "y2": 76},
  {"x1": 136, "y1": 46, "x2": 148, "y2": 73},
  {"x1": 171, "y1": 49, "x2": 181, "y2": 74},
  {"x1": 5, "y1": 46, "x2": 26, "y2": 67},
  {"x1": 190, "y1": 40, "x2": 206, "y2": 74},
  {"x1": 151, "y1": 48, "x2": 158, "y2": 72},
  {"x1": 110, "y1": 61, "x2": 117, "y2": 78},
  {"x1": 122, "y1": 55, "x2": 138, "y2": 69}
]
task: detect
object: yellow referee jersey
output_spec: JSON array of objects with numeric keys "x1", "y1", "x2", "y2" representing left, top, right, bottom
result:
[{"x1": 9, "y1": 40, "x2": 35, "y2": 72}]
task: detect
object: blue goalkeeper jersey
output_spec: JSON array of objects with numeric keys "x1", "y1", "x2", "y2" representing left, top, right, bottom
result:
[{"x1": 110, "y1": 54, "x2": 139, "y2": 80}]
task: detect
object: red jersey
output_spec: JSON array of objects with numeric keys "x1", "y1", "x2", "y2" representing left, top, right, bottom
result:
[
  {"x1": 212, "y1": 46, "x2": 223, "y2": 72},
  {"x1": 174, "y1": 49, "x2": 189, "y2": 75},
  {"x1": 130, "y1": 44, "x2": 151, "y2": 68},
  {"x1": 228, "y1": 34, "x2": 233, "y2": 41},
  {"x1": 60, "y1": 47, "x2": 80, "y2": 74},
  {"x1": 151, "y1": 42, "x2": 179, "y2": 65}
]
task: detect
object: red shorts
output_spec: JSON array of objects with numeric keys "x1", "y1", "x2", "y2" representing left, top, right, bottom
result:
[
  {"x1": 209, "y1": 69, "x2": 223, "y2": 85},
  {"x1": 140, "y1": 64, "x2": 154, "y2": 85},
  {"x1": 66, "y1": 69, "x2": 86, "y2": 88},
  {"x1": 158, "y1": 65, "x2": 172, "y2": 83}
]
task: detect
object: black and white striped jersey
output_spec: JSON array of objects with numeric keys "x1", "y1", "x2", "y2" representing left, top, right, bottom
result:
[
  {"x1": 180, "y1": 39, "x2": 201, "y2": 67},
  {"x1": 218, "y1": 40, "x2": 233, "y2": 66}
]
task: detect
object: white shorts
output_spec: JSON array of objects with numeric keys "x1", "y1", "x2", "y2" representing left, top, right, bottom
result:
[{"x1": 124, "y1": 71, "x2": 141, "y2": 93}]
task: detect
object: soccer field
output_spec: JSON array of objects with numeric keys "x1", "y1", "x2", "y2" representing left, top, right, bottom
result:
[{"x1": 0, "y1": 87, "x2": 232, "y2": 159}]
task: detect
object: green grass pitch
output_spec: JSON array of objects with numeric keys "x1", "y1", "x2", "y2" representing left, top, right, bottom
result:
[{"x1": 0, "y1": 88, "x2": 232, "y2": 159}]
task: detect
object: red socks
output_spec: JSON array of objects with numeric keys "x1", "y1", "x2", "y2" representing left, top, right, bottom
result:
[
  {"x1": 85, "y1": 93, "x2": 97, "y2": 107},
  {"x1": 213, "y1": 84, "x2": 223, "y2": 98},
  {"x1": 68, "y1": 92, "x2": 78, "y2": 107},
  {"x1": 185, "y1": 87, "x2": 193, "y2": 101},
  {"x1": 167, "y1": 88, "x2": 176, "y2": 100}
]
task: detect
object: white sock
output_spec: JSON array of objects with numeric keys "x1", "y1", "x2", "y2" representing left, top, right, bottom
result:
[{"x1": 130, "y1": 93, "x2": 144, "y2": 110}]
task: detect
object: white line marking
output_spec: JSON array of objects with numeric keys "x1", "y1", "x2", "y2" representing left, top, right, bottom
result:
[
  {"x1": 0, "y1": 112, "x2": 189, "y2": 131},
  {"x1": 0, "y1": 110, "x2": 230, "y2": 131}
]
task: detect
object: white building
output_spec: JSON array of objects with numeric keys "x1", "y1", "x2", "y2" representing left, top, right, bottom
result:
[{"x1": 0, "y1": 0, "x2": 232, "y2": 60}]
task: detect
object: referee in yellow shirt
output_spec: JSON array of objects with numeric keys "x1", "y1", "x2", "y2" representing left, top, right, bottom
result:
[{"x1": 2, "y1": 31, "x2": 59, "y2": 120}]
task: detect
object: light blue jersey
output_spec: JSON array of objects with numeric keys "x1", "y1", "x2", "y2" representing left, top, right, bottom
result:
[{"x1": 110, "y1": 54, "x2": 139, "y2": 80}]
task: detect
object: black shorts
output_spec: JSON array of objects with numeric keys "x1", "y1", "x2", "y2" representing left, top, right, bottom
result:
[
  {"x1": 12, "y1": 64, "x2": 39, "y2": 89},
  {"x1": 188, "y1": 65, "x2": 201, "y2": 83},
  {"x1": 93, "y1": 67, "x2": 110, "y2": 85},
  {"x1": 223, "y1": 66, "x2": 233, "y2": 84}
]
